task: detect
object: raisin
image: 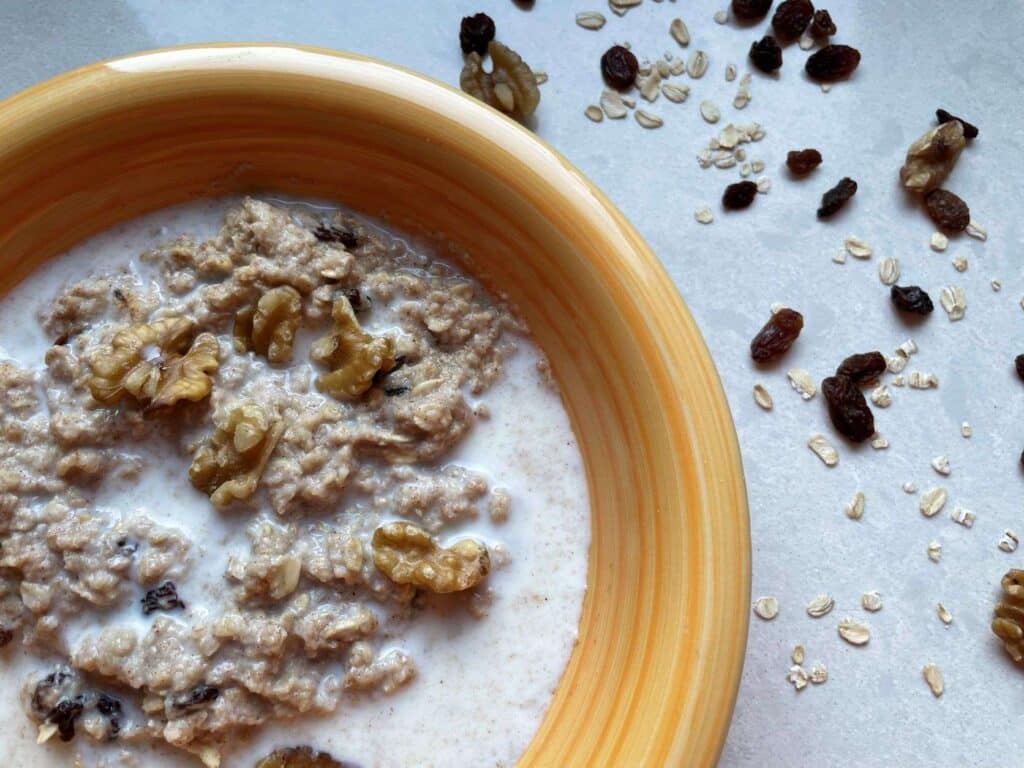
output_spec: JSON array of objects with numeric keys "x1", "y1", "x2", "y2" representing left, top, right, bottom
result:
[
  {"x1": 805, "y1": 44, "x2": 861, "y2": 82},
  {"x1": 601, "y1": 45, "x2": 639, "y2": 91},
  {"x1": 924, "y1": 189, "x2": 970, "y2": 233},
  {"x1": 384, "y1": 386, "x2": 410, "y2": 397},
  {"x1": 313, "y1": 224, "x2": 359, "y2": 250},
  {"x1": 1015, "y1": 354, "x2": 1024, "y2": 382},
  {"x1": 169, "y1": 684, "x2": 220, "y2": 715},
  {"x1": 749, "y1": 35, "x2": 783, "y2": 73},
  {"x1": 890, "y1": 285, "x2": 934, "y2": 316},
  {"x1": 786, "y1": 148, "x2": 822, "y2": 175},
  {"x1": 809, "y1": 9, "x2": 836, "y2": 37},
  {"x1": 341, "y1": 287, "x2": 369, "y2": 312},
  {"x1": 141, "y1": 581, "x2": 185, "y2": 615},
  {"x1": 47, "y1": 696, "x2": 85, "y2": 742},
  {"x1": 822, "y1": 375, "x2": 875, "y2": 443},
  {"x1": 936, "y1": 108, "x2": 979, "y2": 140},
  {"x1": 732, "y1": 0, "x2": 773, "y2": 21},
  {"x1": 750, "y1": 308, "x2": 804, "y2": 363},
  {"x1": 771, "y1": 0, "x2": 814, "y2": 41},
  {"x1": 32, "y1": 668, "x2": 74, "y2": 714},
  {"x1": 116, "y1": 537, "x2": 138, "y2": 555},
  {"x1": 722, "y1": 180, "x2": 759, "y2": 210},
  {"x1": 96, "y1": 694, "x2": 122, "y2": 717},
  {"x1": 836, "y1": 352, "x2": 886, "y2": 384},
  {"x1": 459, "y1": 13, "x2": 496, "y2": 56},
  {"x1": 816, "y1": 177, "x2": 857, "y2": 218}
]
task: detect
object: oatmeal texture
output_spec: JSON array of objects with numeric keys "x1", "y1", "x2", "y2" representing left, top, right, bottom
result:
[{"x1": 0, "y1": 198, "x2": 525, "y2": 764}]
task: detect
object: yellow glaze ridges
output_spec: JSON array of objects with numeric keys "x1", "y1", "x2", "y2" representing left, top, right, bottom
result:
[{"x1": 0, "y1": 45, "x2": 749, "y2": 767}]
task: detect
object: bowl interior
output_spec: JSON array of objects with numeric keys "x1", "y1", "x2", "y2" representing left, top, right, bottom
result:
[{"x1": 0, "y1": 45, "x2": 749, "y2": 767}]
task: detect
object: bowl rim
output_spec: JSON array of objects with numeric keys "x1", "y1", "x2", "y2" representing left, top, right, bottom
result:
[{"x1": 0, "y1": 43, "x2": 751, "y2": 765}]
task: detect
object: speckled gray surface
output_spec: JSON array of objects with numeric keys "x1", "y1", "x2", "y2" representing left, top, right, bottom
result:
[{"x1": 3, "y1": 1, "x2": 1022, "y2": 766}]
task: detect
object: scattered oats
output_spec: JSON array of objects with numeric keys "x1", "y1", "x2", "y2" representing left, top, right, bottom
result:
[
  {"x1": 639, "y1": 73, "x2": 662, "y2": 102},
  {"x1": 831, "y1": 249, "x2": 847, "y2": 265},
  {"x1": 740, "y1": 163, "x2": 752, "y2": 178},
  {"x1": 897, "y1": 339, "x2": 919, "y2": 357},
  {"x1": 787, "y1": 368, "x2": 816, "y2": 400},
  {"x1": 809, "y1": 662, "x2": 828, "y2": 684},
  {"x1": 844, "y1": 235, "x2": 873, "y2": 259},
  {"x1": 634, "y1": 109, "x2": 663, "y2": 129},
  {"x1": 792, "y1": 645, "x2": 805, "y2": 665},
  {"x1": 807, "y1": 593, "x2": 836, "y2": 617},
  {"x1": 725, "y1": 63, "x2": 737, "y2": 81},
  {"x1": 714, "y1": 154, "x2": 737, "y2": 169},
  {"x1": 751, "y1": 159, "x2": 765, "y2": 173},
  {"x1": 991, "y1": 279, "x2": 1002, "y2": 292},
  {"x1": 952, "y1": 253, "x2": 968, "y2": 272},
  {"x1": 891, "y1": 374, "x2": 906, "y2": 387},
  {"x1": 714, "y1": 9, "x2": 729, "y2": 24},
  {"x1": 718, "y1": 124, "x2": 741, "y2": 149},
  {"x1": 735, "y1": 147, "x2": 747, "y2": 161},
  {"x1": 753, "y1": 383, "x2": 773, "y2": 410},
  {"x1": 576, "y1": 11, "x2": 608, "y2": 30},
  {"x1": 904, "y1": 482, "x2": 918, "y2": 494},
  {"x1": 787, "y1": 665, "x2": 809, "y2": 691},
  {"x1": 534, "y1": 71, "x2": 549, "y2": 85},
  {"x1": 669, "y1": 57, "x2": 686, "y2": 76},
  {"x1": 862, "y1": 591, "x2": 883, "y2": 612},
  {"x1": 670, "y1": 18, "x2": 690, "y2": 47},
  {"x1": 799, "y1": 30, "x2": 815, "y2": 50},
  {"x1": 939, "y1": 285, "x2": 966, "y2": 321},
  {"x1": 661, "y1": 82, "x2": 690, "y2": 103},
  {"x1": 999, "y1": 529, "x2": 1019, "y2": 553},
  {"x1": 923, "y1": 664, "x2": 944, "y2": 697},
  {"x1": 843, "y1": 491, "x2": 865, "y2": 521},
  {"x1": 656, "y1": 58, "x2": 671, "y2": 78},
  {"x1": 700, "y1": 100, "x2": 721, "y2": 124},
  {"x1": 937, "y1": 603, "x2": 953, "y2": 625},
  {"x1": 960, "y1": 421, "x2": 972, "y2": 438},
  {"x1": 950, "y1": 505, "x2": 975, "y2": 528},
  {"x1": 756, "y1": 177, "x2": 772, "y2": 194},
  {"x1": 930, "y1": 231, "x2": 949, "y2": 252},
  {"x1": 908, "y1": 371, "x2": 939, "y2": 389},
  {"x1": 927, "y1": 540, "x2": 942, "y2": 562},
  {"x1": 687, "y1": 50, "x2": 709, "y2": 78},
  {"x1": 808, "y1": 434, "x2": 839, "y2": 467},
  {"x1": 753, "y1": 596, "x2": 780, "y2": 620},
  {"x1": 837, "y1": 618, "x2": 870, "y2": 646},
  {"x1": 919, "y1": 487, "x2": 948, "y2": 518},
  {"x1": 584, "y1": 105, "x2": 604, "y2": 122},
  {"x1": 931, "y1": 455, "x2": 951, "y2": 476},
  {"x1": 621, "y1": 94, "x2": 636, "y2": 108},
  {"x1": 734, "y1": 74, "x2": 752, "y2": 109},
  {"x1": 965, "y1": 220, "x2": 987, "y2": 241},
  {"x1": 870, "y1": 385, "x2": 892, "y2": 408},
  {"x1": 600, "y1": 90, "x2": 629, "y2": 119},
  {"x1": 871, "y1": 435, "x2": 889, "y2": 450},
  {"x1": 879, "y1": 258, "x2": 900, "y2": 286},
  {"x1": 695, "y1": 205, "x2": 714, "y2": 225}
]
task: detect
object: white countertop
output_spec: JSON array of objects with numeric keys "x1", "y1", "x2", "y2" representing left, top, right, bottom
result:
[{"x1": 4, "y1": 1, "x2": 1022, "y2": 766}]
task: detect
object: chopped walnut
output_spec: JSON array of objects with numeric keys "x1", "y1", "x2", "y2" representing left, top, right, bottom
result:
[
  {"x1": 460, "y1": 41, "x2": 541, "y2": 118},
  {"x1": 189, "y1": 403, "x2": 284, "y2": 508},
  {"x1": 311, "y1": 298, "x2": 395, "y2": 400},
  {"x1": 899, "y1": 121, "x2": 966, "y2": 194},
  {"x1": 232, "y1": 285, "x2": 302, "y2": 364},
  {"x1": 372, "y1": 521, "x2": 489, "y2": 594}
]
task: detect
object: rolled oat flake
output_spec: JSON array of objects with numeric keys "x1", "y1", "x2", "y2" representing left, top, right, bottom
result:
[
  {"x1": 999, "y1": 529, "x2": 1019, "y2": 553},
  {"x1": 576, "y1": 11, "x2": 607, "y2": 30},
  {"x1": 809, "y1": 662, "x2": 828, "y2": 684},
  {"x1": 700, "y1": 100, "x2": 721, "y2": 123},
  {"x1": 670, "y1": 18, "x2": 690, "y2": 46},
  {"x1": 844, "y1": 491, "x2": 866, "y2": 520},
  {"x1": 807, "y1": 593, "x2": 836, "y2": 618},
  {"x1": 808, "y1": 434, "x2": 839, "y2": 466},
  {"x1": 838, "y1": 618, "x2": 870, "y2": 646},
  {"x1": 919, "y1": 487, "x2": 947, "y2": 517},
  {"x1": 787, "y1": 368, "x2": 816, "y2": 400},
  {"x1": 923, "y1": 664, "x2": 944, "y2": 697},
  {"x1": 584, "y1": 105, "x2": 604, "y2": 122},
  {"x1": 635, "y1": 109, "x2": 664, "y2": 129},
  {"x1": 861, "y1": 591, "x2": 883, "y2": 612},
  {"x1": 687, "y1": 50, "x2": 709, "y2": 78},
  {"x1": 753, "y1": 383, "x2": 773, "y2": 410},
  {"x1": 754, "y1": 595, "x2": 780, "y2": 620}
]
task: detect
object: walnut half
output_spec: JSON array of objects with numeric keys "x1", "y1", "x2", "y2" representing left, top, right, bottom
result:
[
  {"x1": 899, "y1": 120, "x2": 966, "y2": 194},
  {"x1": 372, "y1": 521, "x2": 489, "y2": 594},
  {"x1": 460, "y1": 41, "x2": 541, "y2": 118},
  {"x1": 232, "y1": 286, "x2": 302, "y2": 364},
  {"x1": 311, "y1": 297, "x2": 395, "y2": 400},
  {"x1": 189, "y1": 403, "x2": 284, "y2": 508}
]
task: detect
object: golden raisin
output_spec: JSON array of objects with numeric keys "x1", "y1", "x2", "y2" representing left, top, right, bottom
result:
[
  {"x1": 372, "y1": 521, "x2": 489, "y2": 594},
  {"x1": 311, "y1": 297, "x2": 395, "y2": 400},
  {"x1": 232, "y1": 286, "x2": 303, "y2": 364}
]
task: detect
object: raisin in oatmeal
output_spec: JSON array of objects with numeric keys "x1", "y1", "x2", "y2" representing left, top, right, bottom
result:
[{"x1": 0, "y1": 198, "x2": 589, "y2": 767}]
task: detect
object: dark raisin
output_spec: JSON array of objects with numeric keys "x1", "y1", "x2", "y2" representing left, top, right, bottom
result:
[
  {"x1": 924, "y1": 189, "x2": 970, "y2": 233},
  {"x1": 116, "y1": 536, "x2": 138, "y2": 555},
  {"x1": 96, "y1": 693, "x2": 122, "y2": 717},
  {"x1": 141, "y1": 581, "x2": 185, "y2": 615},
  {"x1": 313, "y1": 224, "x2": 359, "y2": 250},
  {"x1": 786, "y1": 148, "x2": 822, "y2": 175},
  {"x1": 53, "y1": 333, "x2": 70, "y2": 346},
  {"x1": 809, "y1": 9, "x2": 836, "y2": 37},
  {"x1": 112, "y1": 288, "x2": 127, "y2": 304},
  {"x1": 731, "y1": 0, "x2": 773, "y2": 21},
  {"x1": 459, "y1": 13, "x2": 496, "y2": 56},
  {"x1": 822, "y1": 375, "x2": 875, "y2": 443},
  {"x1": 771, "y1": 0, "x2": 814, "y2": 41},
  {"x1": 341, "y1": 287, "x2": 369, "y2": 312},
  {"x1": 805, "y1": 44, "x2": 861, "y2": 82},
  {"x1": 0, "y1": 627, "x2": 12, "y2": 647},
  {"x1": 169, "y1": 684, "x2": 220, "y2": 715},
  {"x1": 749, "y1": 35, "x2": 783, "y2": 73},
  {"x1": 890, "y1": 285, "x2": 934, "y2": 316},
  {"x1": 936, "y1": 108, "x2": 979, "y2": 140},
  {"x1": 47, "y1": 696, "x2": 85, "y2": 742},
  {"x1": 817, "y1": 177, "x2": 857, "y2": 218},
  {"x1": 384, "y1": 386, "x2": 410, "y2": 397},
  {"x1": 750, "y1": 308, "x2": 804, "y2": 363},
  {"x1": 600, "y1": 45, "x2": 639, "y2": 91},
  {"x1": 836, "y1": 352, "x2": 886, "y2": 384},
  {"x1": 722, "y1": 180, "x2": 759, "y2": 210},
  {"x1": 1014, "y1": 354, "x2": 1024, "y2": 382},
  {"x1": 32, "y1": 668, "x2": 74, "y2": 714},
  {"x1": 372, "y1": 355, "x2": 407, "y2": 389}
]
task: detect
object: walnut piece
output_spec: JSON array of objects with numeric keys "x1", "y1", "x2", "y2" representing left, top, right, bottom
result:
[
  {"x1": 232, "y1": 285, "x2": 302, "y2": 364},
  {"x1": 311, "y1": 297, "x2": 395, "y2": 400},
  {"x1": 87, "y1": 317, "x2": 219, "y2": 408},
  {"x1": 189, "y1": 403, "x2": 284, "y2": 508},
  {"x1": 993, "y1": 569, "x2": 1024, "y2": 662},
  {"x1": 899, "y1": 121, "x2": 966, "y2": 194},
  {"x1": 460, "y1": 41, "x2": 541, "y2": 118},
  {"x1": 255, "y1": 746, "x2": 349, "y2": 768},
  {"x1": 372, "y1": 521, "x2": 489, "y2": 593}
]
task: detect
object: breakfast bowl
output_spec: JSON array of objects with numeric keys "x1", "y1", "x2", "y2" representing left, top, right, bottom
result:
[{"x1": 0, "y1": 44, "x2": 749, "y2": 767}]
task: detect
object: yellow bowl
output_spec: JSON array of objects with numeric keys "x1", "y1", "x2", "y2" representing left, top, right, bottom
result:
[{"x1": 0, "y1": 45, "x2": 749, "y2": 766}]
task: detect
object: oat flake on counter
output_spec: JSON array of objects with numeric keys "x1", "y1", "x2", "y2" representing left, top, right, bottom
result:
[
  {"x1": 908, "y1": 371, "x2": 939, "y2": 389},
  {"x1": 807, "y1": 594, "x2": 836, "y2": 617},
  {"x1": 931, "y1": 455, "x2": 951, "y2": 475},
  {"x1": 999, "y1": 530, "x2": 1019, "y2": 553},
  {"x1": 844, "y1": 491, "x2": 865, "y2": 521},
  {"x1": 939, "y1": 286, "x2": 966, "y2": 320},
  {"x1": 927, "y1": 540, "x2": 942, "y2": 563},
  {"x1": 870, "y1": 385, "x2": 892, "y2": 408},
  {"x1": 754, "y1": 596, "x2": 780, "y2": 620},
  {"x1": 919, "y1": 487, "x2": 948, "y2": 517},
  {"x1": 700, "y1": 100, "x2": 721, "y2": 123},
  {"x1": 844, "y1": 235, "x2": 873, "y2": 259},
  {"x1": 871, "y1": 435, "x2": 889, "y2": 450},
  {"x1": 862, "y1": 591, "x2": 883, "y2": 612},
  {"x1": 960, "y1": 421, "x2": 972, "y2": 438},
  {"x1": 808, "y1": 434, "x2": 839, "y2": 466},
  {"x1": 714, "y1": 9, "x2": 729, "y2": 23},
  {"x1": 788, "y1": 665, "x2": 809, "y2": 691},
  {"x1": 937, "y1": 603, "x2": 953, "y2": 625},
  {"x1": 903, "y1": 482, "x2": 918, "y2": 494},
  {"x1": 879, "y1": 258, "x2": 900, "y2": 285},
  {"x1": 661, "y1": 82, "x2": 689, "y2": 103},
  {"x1": 809, "y1": 662, "x2": 828, "y2": 684},
  {"x1": 753, "y1": 383, "x2": 773, "y2": 410},
  {"x1": 952, "y1": 253, "x2": 968, "y2": 272},
  {"x1": 687, "y1": 50, "x2": 708, "y2": 78},
  {"x1": 584, "y1": 105, "x2": 604, "y2": 122},
  {"x1": 670, "y1": 18, "x2": 690, "y2": 46},
  {"x1": 575, "y1": 11, "x2": 607, "y2": 29},
  {"x1": 635, "y1": 109, "x2": 663, "y2": 129},
  {"x1": 838, "y1": 618, "x2": 870, "y2": 646},
  {"x1": 787, "y1": 368, "x2": 816, "y2": 400},
  {"x1": 792, "y1": 645, "x2": 805, "y2": 665},
  {"x1": 950, "y1": 505, "x2": 975, "y2": 528},
  {"x1": 923, "y1": 664, "x2": 945, "y2": 697},
  {"x1": 930, "y1": 232, "x2": 949, "y2": 252},
  {"x1": 966, "y1": 220, "x2": 987, "y2": 240},
  {"x1": 695, "y1": 205, "x2": 714, "y2": 224}
]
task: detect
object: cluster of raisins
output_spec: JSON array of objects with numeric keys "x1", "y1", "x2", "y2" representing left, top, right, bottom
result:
[{"x1": 822, "y1": 351, "x2": 885, "y2": 443}]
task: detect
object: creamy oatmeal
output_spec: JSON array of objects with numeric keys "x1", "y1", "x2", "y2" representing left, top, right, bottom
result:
[{"x1": 0, "y1": 198, "x2": 589, "y2": 767}]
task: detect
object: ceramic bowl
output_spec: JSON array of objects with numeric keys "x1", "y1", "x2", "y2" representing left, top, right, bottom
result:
[{"x1": 0, "y1": 44, "x2": 749, "y2": 766}]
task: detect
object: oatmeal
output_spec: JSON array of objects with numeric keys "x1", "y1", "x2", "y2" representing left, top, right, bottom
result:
[{"x1": 0, "y1": 198, "x2": 589, "y2": 767}]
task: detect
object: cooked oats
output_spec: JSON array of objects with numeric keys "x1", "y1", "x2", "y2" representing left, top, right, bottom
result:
[
  {"x1": 754, "y1": 596, "x2": 780, "y2": 620},
  {"x1": 753, "y1": 383, "x2": 773, "y2": 410},
  {"x1": 807, "y1": 593, "x2": 836, "y2": 617},
  {"x1": 837, "y1": 618, "x2": 870, "y2": 646},
  {"x1": 879, "y1": 258, "x2": 900, "y2": 286},
  {"x1": 923, "y1": 663, "x2": 944, "y2": 697},
  {"x1": 844, "y1": 491, "x2": 865, "y2": 521},
  {"x1": 670, "y1": 18, "x2": 690, "y2": 46},
  {"x1": 919, "y1": 487, "x2": 948, "y2": 518},
  {"x1": 575, "y1": 11, "x2": 607, "y2": 30},
  {"x1": 787, "y1": 368, "x2": 816, "y2": 400},
  {"x1": 808, "y1": 434, "x2": 839, "y2": 466},
  {"x1": 861, "y1": 591, "x2": 883, "y2": 612}
]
